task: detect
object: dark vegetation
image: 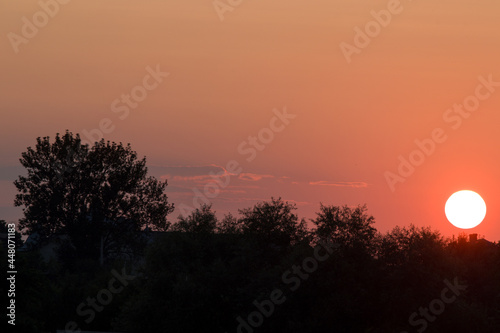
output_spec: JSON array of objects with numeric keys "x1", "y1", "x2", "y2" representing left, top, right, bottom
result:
[{"x1": 2, "y1": 133, "x2": 500, "y2": 333}]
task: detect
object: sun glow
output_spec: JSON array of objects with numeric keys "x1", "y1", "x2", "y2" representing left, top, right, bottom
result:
[{"x1": 445, "y1": 190, "x2": 486, "y2": 229}]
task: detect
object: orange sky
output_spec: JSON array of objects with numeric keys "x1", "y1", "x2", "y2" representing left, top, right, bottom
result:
[{"x1": 1, "y1": 0, "x2": 500, "y2": 240}]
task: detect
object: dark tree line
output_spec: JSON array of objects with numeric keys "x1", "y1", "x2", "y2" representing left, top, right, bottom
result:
[
  {"x1": 4, "y1": 133, "x2": 500, "y2": 333},
  {"x1": 7, "y1": 200, "x2": 500, "y2": 333}
]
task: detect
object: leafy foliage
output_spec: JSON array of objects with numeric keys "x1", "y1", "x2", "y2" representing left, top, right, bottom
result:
[
  {"x1": 312, "y1": 204, "x2": 377, "y2": 258},
  {"x1": 238, "y1": 197, "x2": 309, "y2": 248},
  {"x1": 171, "y1": 204, "x2": 218, "y2": 233},
  {"x1": 14, "y1": 131, "x2": 174, "y2": 261}
]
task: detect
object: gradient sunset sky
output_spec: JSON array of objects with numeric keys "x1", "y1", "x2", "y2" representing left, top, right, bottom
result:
[{"x1": 2, "y1": 0, "x2": 500, "y2": 240}]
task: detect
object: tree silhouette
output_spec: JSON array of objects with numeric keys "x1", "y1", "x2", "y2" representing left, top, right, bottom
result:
[
  {"x1": 171, "y1": 204, "x2": 218, "y2": 233},
  {"x1": 14, "y1": 131, "x2": 174, "y2": 261},
  {"x1": 216, "y1": 212, "x2": 242, "y2": 234},
  {"x1": 238, "y1": 197, "x2": 308, "y2": 248},
  {"x1": 312, "y1": 204, "x2": 376, "y2": 257}
]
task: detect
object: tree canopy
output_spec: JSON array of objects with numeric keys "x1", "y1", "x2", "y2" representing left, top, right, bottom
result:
[
  {"x1": 14, "y1": 131, "x2": 174, "y2": 261},
  {"x1": 238, "y1": 197, "x2": 308, "y2": 247}
]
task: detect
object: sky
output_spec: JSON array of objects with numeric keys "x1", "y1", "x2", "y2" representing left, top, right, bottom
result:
[{"x1": 1, "y1": 0, "x2": 500, "y2": 240}]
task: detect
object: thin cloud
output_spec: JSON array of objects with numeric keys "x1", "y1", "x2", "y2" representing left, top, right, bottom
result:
[
  {"x1": 309, "y1": 181, "x2": 369, "y2": 188},
  {"x1": 171, "y1": 175, "x2": 213, "y2": 182},
  {"x1": 238, "y1": 173, "x2": 275, "y2": 182}
]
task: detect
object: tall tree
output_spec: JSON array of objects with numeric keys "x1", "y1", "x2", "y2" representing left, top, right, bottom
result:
[{"x1": 14, "y1": 131, "x2": 174, "y2": 261}]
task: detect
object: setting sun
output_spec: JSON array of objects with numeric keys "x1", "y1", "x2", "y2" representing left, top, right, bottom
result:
[{"x1": 445, "y1": 190, "x2": 486, "y2": 229}]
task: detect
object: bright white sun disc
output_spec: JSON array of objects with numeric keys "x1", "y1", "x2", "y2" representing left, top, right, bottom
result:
[{"x1": 445, "y1": 190, "x2": 486, "y2": 229}]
